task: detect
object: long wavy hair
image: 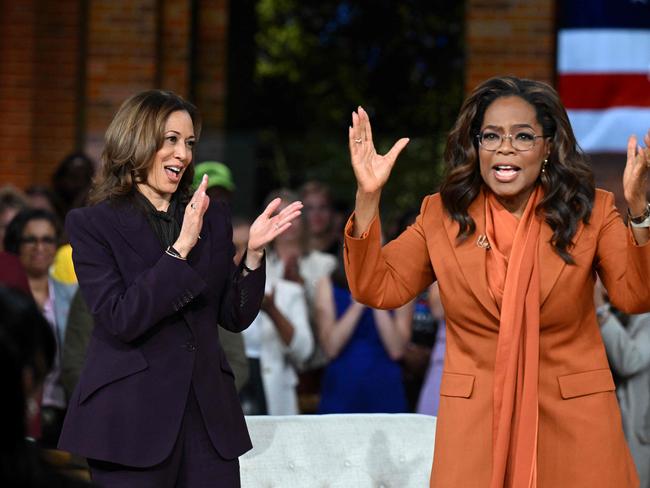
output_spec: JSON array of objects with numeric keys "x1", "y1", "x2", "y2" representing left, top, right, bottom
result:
[
  {"x1": 89, "y1": 90, "x2": 201, "y2": 205},
  {"x1": 440, "y1": 76, "x2": 594, "y2": 263}
]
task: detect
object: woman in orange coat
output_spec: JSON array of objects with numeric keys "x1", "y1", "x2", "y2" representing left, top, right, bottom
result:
[{"x1": 343, "y1": 76, "x2": 650, "y2": 488}]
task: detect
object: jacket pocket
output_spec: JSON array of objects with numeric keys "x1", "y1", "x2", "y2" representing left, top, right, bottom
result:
[
  {"x1": 440, "y1": 372, "x2": 475, "y2": 398},
  {"x1": 78, "y1": 339, "x2": 148, "y2": 404},
  {"x1": 557, "y1": 368, "x2": 614, "y2": 399}
]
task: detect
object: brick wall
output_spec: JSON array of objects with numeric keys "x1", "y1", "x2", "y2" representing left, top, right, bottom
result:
[
  {"x1": 84, "y1": 0, "x2": 159, "y2": 159},
  {"x1": 0, "y1": 0, "x2": 229, "y2": 189},
  {"x1": 32, "y1": 0, "x2": 83, "y2": 184},
  {"x1": 465, "y1": 0, "x2": 556, "y2": 93},
  {"x1": 194, "y1": 0, "x2": 229, "y2": 130},
  {"x1": 0, "y1": 0, "x2": 81, "y2": 188}
]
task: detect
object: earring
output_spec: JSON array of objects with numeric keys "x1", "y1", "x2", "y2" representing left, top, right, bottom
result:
[{"x1": 541, "y1": 159, "x2": 548, "y2": 173}]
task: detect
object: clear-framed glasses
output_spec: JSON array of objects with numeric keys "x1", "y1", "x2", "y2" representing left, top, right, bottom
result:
[{"x1": 476, "y1": 130, "x2": 546, "y2": 152}]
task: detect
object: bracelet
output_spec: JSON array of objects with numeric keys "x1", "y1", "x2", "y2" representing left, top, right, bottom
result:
[
  {"x1": 627, "y1": 203, "x2": 650, "y2": 228},
  {"x1": 241, "y1": 249, "x2": 265, "y2": 273},
  {"x1": 165, "y1": 245, "x2": 187, "y2": 260}
]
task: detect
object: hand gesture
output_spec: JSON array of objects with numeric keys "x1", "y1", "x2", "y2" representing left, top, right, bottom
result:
[
  {"x1": 248, "y1": 198, "x2": 303, "y2": 253},
  {"x1": 622, "y1": 129, "x2": 650, "y2": 215},
  {"x1": 174, "y1": 174, "x2": 210, "y2": 257},
  {"x1": 349, "y1": 106, "x2": 410, "y2": 194}
]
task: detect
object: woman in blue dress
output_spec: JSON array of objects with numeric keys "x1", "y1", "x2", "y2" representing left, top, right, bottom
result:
[{"x1": 315, "y1": 254, "x2": 408, "y2": 413}]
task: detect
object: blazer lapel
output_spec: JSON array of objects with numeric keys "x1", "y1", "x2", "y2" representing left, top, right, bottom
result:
[
  {"x1": 443, "y1": 190, "x2": 500, "y2": 321},
  {"x1": 113, "y1": 200, "x2": 163, "y2": 267}
]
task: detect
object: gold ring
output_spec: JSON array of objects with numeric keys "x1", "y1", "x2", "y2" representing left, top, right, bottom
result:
[{"x1": 354, "y1": 138, "x2": 362, "y2": 144}]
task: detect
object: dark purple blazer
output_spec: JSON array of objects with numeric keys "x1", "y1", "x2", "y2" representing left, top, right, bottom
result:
[{"x1": 58, "y1": 198, "x2": 264, "y2": 467}]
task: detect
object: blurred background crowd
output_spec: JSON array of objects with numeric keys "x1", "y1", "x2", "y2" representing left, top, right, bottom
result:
[{"x1": 1, "y1": 0, "x2": 649, "y2": 485}]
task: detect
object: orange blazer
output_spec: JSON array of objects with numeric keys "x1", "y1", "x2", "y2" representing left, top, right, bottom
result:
[{"x1": 344, "y1": 189, "x2": 649, "y2": 488}]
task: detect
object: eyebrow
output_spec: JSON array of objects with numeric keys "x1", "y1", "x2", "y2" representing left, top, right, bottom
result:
[
  {"x1": 482, "y1": 123, "x2": 535, "y2": 131},
  {"x1": 165, "y1": 130, "x2": 195, "y2": 139}
]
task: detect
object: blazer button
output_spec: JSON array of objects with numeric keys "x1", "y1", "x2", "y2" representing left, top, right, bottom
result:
[{"x1": 184, "y1": 342, "x2": 197, "y2": 352}]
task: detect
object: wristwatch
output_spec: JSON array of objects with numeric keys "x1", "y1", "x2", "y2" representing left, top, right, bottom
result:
[{"x1": 628, "y1": 203, "x2": 650, "y2": 228}]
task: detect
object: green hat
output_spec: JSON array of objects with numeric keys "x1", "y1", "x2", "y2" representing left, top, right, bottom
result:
[{"x1": 193, "y1": 161, "x2": 235, "y2": 191}]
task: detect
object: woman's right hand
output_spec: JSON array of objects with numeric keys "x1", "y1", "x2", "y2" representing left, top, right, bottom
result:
[
  {"x1": 173, "y1": 174, "x2": 210, "y2": 258},
  {"x1": 349, "y1": 106, "x2": 410, "y2": 195}
]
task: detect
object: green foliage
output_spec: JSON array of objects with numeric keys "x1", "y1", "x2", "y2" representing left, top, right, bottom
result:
[{"x1": 253, "y1": 0, "x2": 465, "y2": 218}]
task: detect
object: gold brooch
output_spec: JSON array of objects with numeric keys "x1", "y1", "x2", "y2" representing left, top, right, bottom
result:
[{"x1": 477, "y1": 234, "x2": 491, "y2": 250}]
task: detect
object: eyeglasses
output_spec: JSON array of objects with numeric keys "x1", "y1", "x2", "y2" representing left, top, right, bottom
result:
[
  {"x1": 476, "y1": 130, "x2": 546, "y2": 152},
  {"x1": 20, "y1": 236, "x2": 57, "y2": 247}
]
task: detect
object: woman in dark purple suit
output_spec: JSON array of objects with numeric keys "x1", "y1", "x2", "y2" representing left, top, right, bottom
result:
[{"x1": 58, "y1": 90, "x2": 302, "y2": 488}]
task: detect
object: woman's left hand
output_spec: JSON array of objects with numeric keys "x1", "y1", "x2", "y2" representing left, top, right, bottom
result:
[
  {"x1": 622, "y1": 129, "x2": 650, "y2": 215},
  {"x1": 247, "y1": 198, "x2": 303, "y2": 253}
]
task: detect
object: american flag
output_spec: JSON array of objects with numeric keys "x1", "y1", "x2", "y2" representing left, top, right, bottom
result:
[{"x1": 557, "y1": 0, "x2": 650, "y2": 152}]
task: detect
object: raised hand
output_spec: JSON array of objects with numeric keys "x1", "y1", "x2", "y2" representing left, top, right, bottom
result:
[
  {"x1": 349, "y1": 106, "x2": 410, "y2": 195},
  {"x1": 622, "y1": 129, "x2": 650, "y2": 216},
  {"x1": 173, "y1": 174, "x2": 210, "y2": 257},
  {"x1": 247, "y1": 198, "x2": 303, "y2": 253}
]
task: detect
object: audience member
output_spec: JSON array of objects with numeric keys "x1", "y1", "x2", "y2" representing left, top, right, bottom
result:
[
  {"x1": 315, "y1": 251, "x2": 408, "y2": 413},
  {"x1": 264, "y1": 188, "x2": 336, "y2": 318},
  {"x1": 417, "y1": 330, "x2": 446, "y2": 416},
  {"x1": 595, "y1": 279, "x2": 650, "y2": 488},
  {"x1": 300, "y1": 180, "x2": 340, "y2": 256},
  {"x1": 51, "y1": 152, "x2": 95, "y2": 220},
  {"x1": 241, "y1": 277, "x2": 313, "y2": 415},
  {"x1": 0, "y1": 184, "x2": 28, "y2": 251},
  {"x1": 49, "y1": 154, "x2": 95, "y2": 286},
  {"x1": 239, "y1": 217, "x2": 313, "y2": 415},
  {"x1": 60, "y1": 290, "x2": 93, "y2": 399},
  {"x1": 26, "y1": 185, "x2": 63, "y2": 217},
  {"x1": 0, "y1": 286, "x2": 93, "y2": 487},
  {"x1": 396, "y1": 282, "x2": 444, "y2": 412},
  {"x1": 0, "y1": 251, "x2": 32, "y2": 296},
  {"x1": 24, "y1": 187, "x2": 77, "y2": 284},
  {"x1": 194, "y1": 161, "x2": 236, "y2": 203},
  {"x1": 263, "y1": 188, "x2": 336, "y2": 410},
  {"x1": 4, "y1": 209, "x2": 77, "y2": 448}
]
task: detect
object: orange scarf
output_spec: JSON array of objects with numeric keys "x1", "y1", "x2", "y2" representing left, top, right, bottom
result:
[{"x1": 485, "y1": 185, "x2": 543, "y2": 488}]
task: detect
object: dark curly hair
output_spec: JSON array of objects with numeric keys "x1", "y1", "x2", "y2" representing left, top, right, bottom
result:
[
  {"x1": 440, "y1": 76, "x2": 594, "y2": 264},
  {"x1": 89, "y1": 90, "x2": 201, "y2": 205},
  {"x1": 3, "y1": 209, "x2": 61, "y2": 255}
]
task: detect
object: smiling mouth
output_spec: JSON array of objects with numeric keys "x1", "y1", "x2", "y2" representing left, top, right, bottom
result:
[
  {"x1": 164, "y1": 166, "x2": 183, "y2": 181},
  {"x1": 492, "y1": 164, "x2": 521, "y2": 182}
]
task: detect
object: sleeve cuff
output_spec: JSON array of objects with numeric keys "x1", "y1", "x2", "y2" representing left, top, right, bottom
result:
[{"x1": 344, "y1": 213, "x2": 379, "y2": 241}]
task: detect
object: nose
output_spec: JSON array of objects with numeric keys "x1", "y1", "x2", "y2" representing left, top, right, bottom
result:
[
  {"x1": 175, "y1": 142, "x2": 188, "y2": 162},
  {"x1": 496, "y1": 134, "x2": 516, "y2": 153}
]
